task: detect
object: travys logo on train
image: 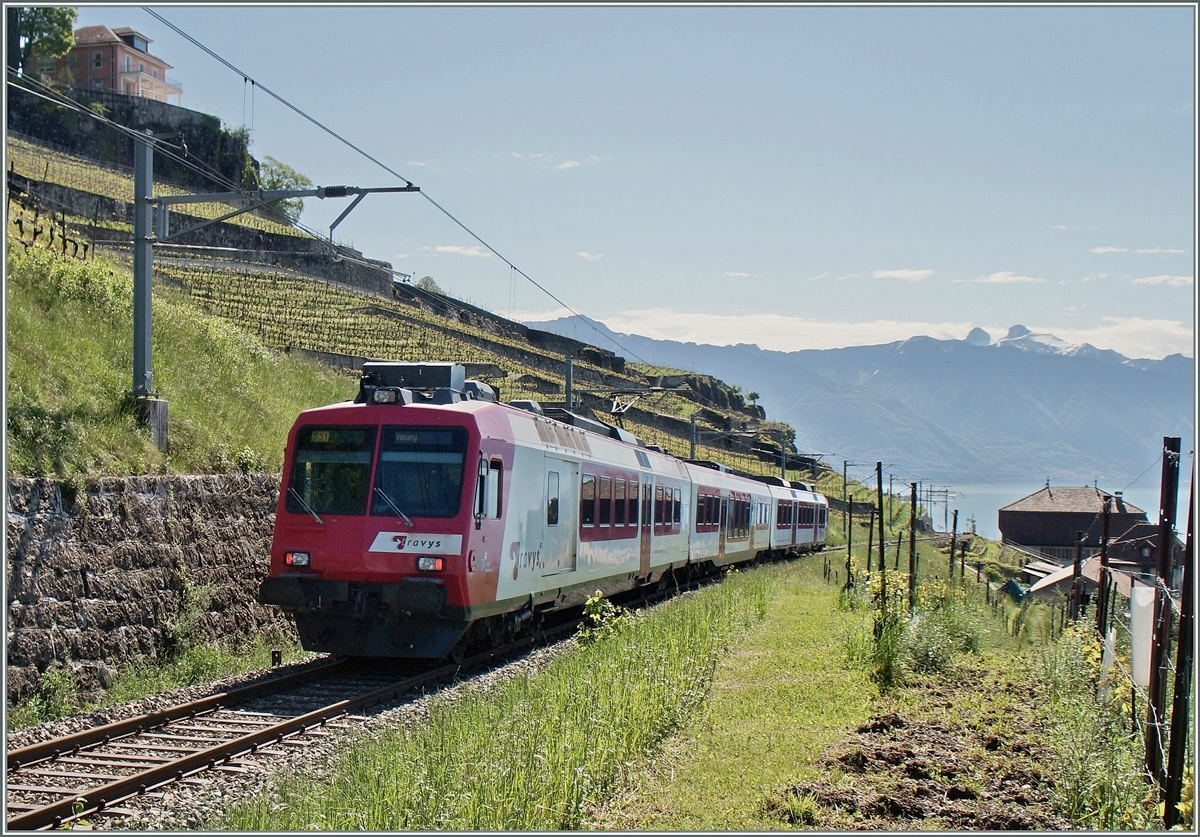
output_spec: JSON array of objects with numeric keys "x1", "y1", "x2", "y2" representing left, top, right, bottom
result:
[{"x1": 368, "y1": 532, "x2": 464, "y2": 555}]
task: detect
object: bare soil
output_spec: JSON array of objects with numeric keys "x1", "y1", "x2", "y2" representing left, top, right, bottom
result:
[{"x1": 763, "y1": 661, "x2": 1074, "y2": 830}]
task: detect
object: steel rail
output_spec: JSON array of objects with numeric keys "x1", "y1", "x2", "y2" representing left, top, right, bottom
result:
[
  {"x1": 6, "y1": 564, "x2": 730, "y2": 830},
  {"x1": 6, "y1": 658, "x2": 351, "y2": 772},
  {"x1": 5, "y1": 618, "x2": 586, "y2": 831}
]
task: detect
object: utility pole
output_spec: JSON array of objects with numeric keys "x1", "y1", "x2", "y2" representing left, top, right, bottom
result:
[
  {"x1": 129, "y1": 130, "x2": 169, "y2": 451},
  {"x1": 909, "y1": 482, "x2": 918, "y2": 611},
  {"x1": 564, "y1": 356, "x2": 574, "y2": 410},
  {"x1": 866, "y1": 505, "x2": 875, "y2": 573},
  {"x1": 689, "y1": 412, "x2": 697, "y2": 459},
  {"x1": 1146, "y1": 436, "x2": 1181, "y2": 788},
  {"x1": 876, "y1": 462, "x2": 886, "y2": 578},
  {"x1": 126, "y1": 134, "x2": 419, "y2": 453},
  {"x1": 949, "y1": 509, "x2": 958, "y2": 579},
  {"x1": 888, "y1": 473, "x2": 894, "y2": 522},
  {"x1": 842, "y1": 461, "x2": 863, "y2": 536},
  {"x1": 1070, "y1": 529, "x2": 1083, "y2": 620},
  {"x1": 1164, "y1": 470, "x2": 1193, "y2": 827},
  {"x1": 1096, "y1": 495, "x2": 1112, "y2": 635}
]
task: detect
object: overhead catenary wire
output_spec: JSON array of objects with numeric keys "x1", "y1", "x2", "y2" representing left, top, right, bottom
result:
[
  {"x1": 10, "y1": 66, "x2": 784, "y2": 443},
  {"x1": 7, "y1": 74, "x2": 425, "y2": 286},
  {"x1": 139, "y1": 7, "x2": 654, "y2": 368}
]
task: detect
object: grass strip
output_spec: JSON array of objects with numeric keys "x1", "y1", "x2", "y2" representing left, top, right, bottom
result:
[
  {"x1": 220, "y1": 570, "x2": 769, "y2": 830},
  {"x1": 587, "y1": 559, "x2": 876, "y2": 829}
]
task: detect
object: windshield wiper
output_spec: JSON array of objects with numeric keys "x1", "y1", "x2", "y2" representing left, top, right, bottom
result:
[
  {"x1": 288, "y1": 487, "x2": 324, "y2": 525},
  {"x1": 374, "y1": 487, "x2": 414, "y2": 528}
]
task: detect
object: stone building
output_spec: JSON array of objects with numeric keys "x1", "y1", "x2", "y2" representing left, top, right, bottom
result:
[{"x1": 998, "y1": 483, "x2": 1147, "y2": 564}]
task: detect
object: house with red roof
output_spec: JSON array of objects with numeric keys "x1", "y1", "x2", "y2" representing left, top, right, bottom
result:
[
  {"x1": 998, "y1": 483, "x2": 1147, "y2": 564},
  {"x1": 32, "y1": 25, "x2": 181, "y2": 104}
]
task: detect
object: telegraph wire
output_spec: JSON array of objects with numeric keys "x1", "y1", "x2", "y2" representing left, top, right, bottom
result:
[
  {"x1": 7, "y1": 75, "x2": 419, "y2": 285},
  {"x1": 139, "y1": 7, "x2": 653, "y2": 368},
  {"x1": 9, "y1": 55, "x2": 749, "y2": 424}
]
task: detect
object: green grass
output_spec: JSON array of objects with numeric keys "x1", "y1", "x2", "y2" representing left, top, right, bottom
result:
[
  {"x1": 1032, "y1": 625, "x2": 1167, "y2": 829},
  {"x1": 219, "y1": 570, "x2": 770, "y2": 830},
  {"x1": 587, "y1": 559, "x2": 878, "y2": 829},
  {"x1": 6, "y1": 240, "x2": 357, "y2": 476},
  {"x1": 6, "y1": 636, "x2": 310, "y2": 732}
]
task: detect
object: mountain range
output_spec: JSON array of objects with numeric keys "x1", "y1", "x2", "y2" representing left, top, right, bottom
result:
[{"x1": 527, "y1": 318, "x2": 1195, "y2": 485}]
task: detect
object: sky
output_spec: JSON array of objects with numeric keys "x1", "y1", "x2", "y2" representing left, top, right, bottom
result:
[{"x1": 72, "y1": 4, "x2": 1197, "y2": 359}]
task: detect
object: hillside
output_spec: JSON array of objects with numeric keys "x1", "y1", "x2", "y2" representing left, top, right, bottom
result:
[
  {"x1": 527, "y1": 316, "x2": 1195, "y2": 485},
  {"x1": 5, "y1": 136, "x2": 815, "y2": 481}
]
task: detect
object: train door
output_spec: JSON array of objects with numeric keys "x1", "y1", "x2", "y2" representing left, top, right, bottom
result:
[
  {"x1": 639, "y1": 475, "x2": 652, "y2": 577},
  {"x1": 717, "y1": 492, "x2": 727, "y2": 561},
  {"x1": 542, "y1": 457, "x2": 578, "y2": 576}
]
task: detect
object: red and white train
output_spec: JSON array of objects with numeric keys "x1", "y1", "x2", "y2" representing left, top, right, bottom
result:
[{"x1": 261, "y1": 362, "x2": 828, "y2": 658}]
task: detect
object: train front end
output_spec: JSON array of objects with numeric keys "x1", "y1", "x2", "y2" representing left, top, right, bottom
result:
[{"x1": 260, "y1": 363, "x2": 497, "y2": 658}]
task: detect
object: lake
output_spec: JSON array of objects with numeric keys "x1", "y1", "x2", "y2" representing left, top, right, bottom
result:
[{"x1": 923, "y1": 481, "x2": 1190, "y2": 541}]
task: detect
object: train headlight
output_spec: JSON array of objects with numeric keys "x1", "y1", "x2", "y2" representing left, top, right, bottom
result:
[
  {"x1": 373, "y1": 389, "x2": 399, "y2": 404},
  {"x1": 285, "y1": 551, "x2": 310, "y2": 567},
  {"x1": 417, "y1": 556, "x2": 444, "y2": 572}
]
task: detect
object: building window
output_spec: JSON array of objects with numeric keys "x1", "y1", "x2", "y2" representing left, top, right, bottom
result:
[
  {"x1": 94, "y1": 52, "x2": 102, "y2": 68},
  {"x1": 124, "y1": 56, "x2": 131, "y2": 72}
]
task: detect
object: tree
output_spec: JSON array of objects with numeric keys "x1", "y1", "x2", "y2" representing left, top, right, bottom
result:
[
  {"x1": 747, "y1": 391, "x2": 760, "y2": 406},
  {"x1": 7, "y1": 7, "x2": 76, "y2": 76},
  {"x1": 415, "y1": 276, "x2": 445, "y2": 294},
  {"x1": 259, "y1": 156, "x2": 313, "y2": 224}
]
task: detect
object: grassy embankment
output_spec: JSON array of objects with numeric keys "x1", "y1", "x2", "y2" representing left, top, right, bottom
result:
[
  {"x1": 6, "y1": 239, "x2": 357, "y2": 477},
  {"x1": 219, "y1": 560, "x2": 869, "y2": 830},
  {"x1": 216, "y1": 541, "x2": 1181, "y2": 830}
]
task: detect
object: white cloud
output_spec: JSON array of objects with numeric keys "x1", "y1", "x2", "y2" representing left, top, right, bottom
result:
[
  {"x1": 872, "y1": 268, "x2": 934, "y2": 282},
  {"x1": 1134, "y1": 247, "x2": 1189, "y2": 254},
  {"x1": 1021, "y1": 317, "x2": 1194, "y2": 359},
  {"x1": 596, "y1": 310, "x2": 981, "y2": 352},
  {"x1": 1090, "y1": 246, "x2": 1128, "y2": 254},
  {"x1": 807, "y1": 272, "x2": 829, "y2": 281},
  {"x1": 393, "y1": 253, "x2": 411, "y2": 259},
  {"x1": 435, "y1": 245, "x2": 492, "y2": 258},
  {"x1": 724, "y1": 271, "x2": 762, "y2": 278},
  {"x1": 1133, "y1": 274, "x2": 1193, "y2": 287},
  {"x1": 557, "y1": 160, "x2": 580, "y2": 170},
  {"x1": 516, "y1": 308, "x2": 1192, "y2": 360},
  {"x1": 578, "y1": 251, "x2": 603, "y2": 261},
  {"x1": 975, "y1": 271, "x2": 1045, "y2": 284},
  {"x1": 406, "y1": 161, "x2": 427, "y2": 167},
  {"x1": 511, "y1": 152, "x2": 523, "y2": 158}
]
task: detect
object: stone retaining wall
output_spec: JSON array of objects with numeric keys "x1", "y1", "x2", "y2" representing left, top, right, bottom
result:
[{"x1": 5, "y1": 474, "x2": 292, "y2": 704}]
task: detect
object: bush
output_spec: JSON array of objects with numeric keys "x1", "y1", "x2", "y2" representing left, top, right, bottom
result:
[{"x1": 1033, "y1": 625, "x2": 1162, "y2": 829}]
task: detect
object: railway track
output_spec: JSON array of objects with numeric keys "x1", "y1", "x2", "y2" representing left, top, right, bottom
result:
[
  {"x1": 5, "y1": 616, "x2": 590, "y2": 831},
  {"x1": 4, "y1": 564, "x2": 730, "y2": 831}
]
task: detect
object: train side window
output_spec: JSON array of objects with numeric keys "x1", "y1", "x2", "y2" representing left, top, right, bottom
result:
[
  {"x1": 486, "y1": 460, "x2": 502, "y2": 519},
  {"x1": 629, "y1": 480, "x2": 639, "y2": 525},
  {"x1": 547, "y1": 471, "x2": 560, "y2": 526},
  {"x1": 615, "y1": 479, "x2": 626, "y2": 526},
  {"x1": 599, "y1": 476, "x2": 612, "y2": 526},
  {"x1": 673, "y1": 488, "x2": 681, "y2": 525},
  {"x1": 580, "y1": 474, "x2": 596, "y2": 526},
  {"x1": 654, "y1": 485, "x2": 664, "y2": 525}
]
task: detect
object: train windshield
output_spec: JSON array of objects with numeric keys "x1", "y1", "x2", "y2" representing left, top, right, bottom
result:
[
  {"x1": 286, "y1": 425, "x2": 377, "y2": 516},
  {"x1": 372, "y1": 426, "x2": 468, "y2": 518}
]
